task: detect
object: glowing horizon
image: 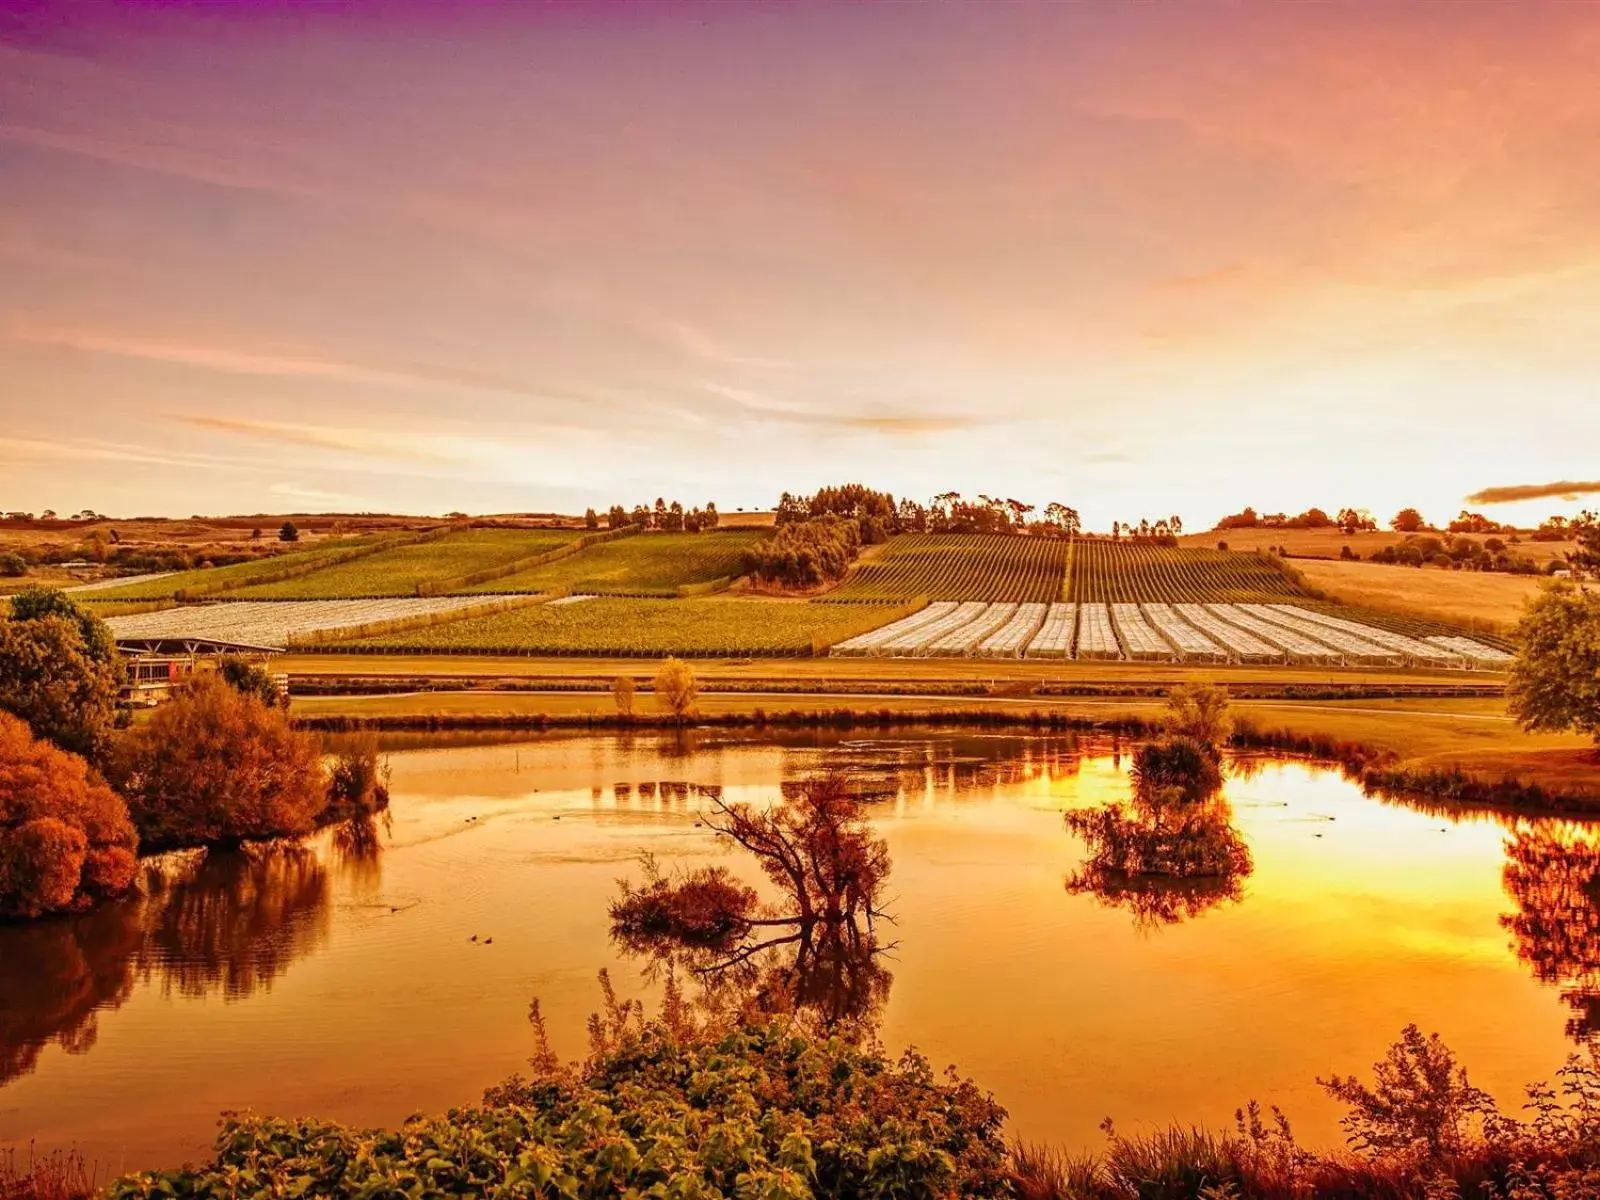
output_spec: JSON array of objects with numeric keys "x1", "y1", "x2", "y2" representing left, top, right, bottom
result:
[{"x1": 3, "y1": 2, "x2": 1599, "y2": 529}]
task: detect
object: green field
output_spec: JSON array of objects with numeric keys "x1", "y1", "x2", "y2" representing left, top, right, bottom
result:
[
  {"x1": 824, "y1": 534, "x2": 1070, "y2": 603},
  {"x1": 1068, "y1": 541, "x2": 1304, "y2": 604},
  {"x1": 461, "y1": 530, "x2": 768, "y2": 597},
  {"x1": 342, "y1": 595, "x2": 898, "y2": 656},
  {"x1": 82, "y1": 538, "x2": 384, "y2": 601},
  {"x1": 228, "y1": 528, "x2": 577, "y2": 599}
]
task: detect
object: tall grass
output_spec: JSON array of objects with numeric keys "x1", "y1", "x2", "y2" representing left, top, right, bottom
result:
[{"x1": 0, "y1": 1146, "x2": 95, "y2": 1200}]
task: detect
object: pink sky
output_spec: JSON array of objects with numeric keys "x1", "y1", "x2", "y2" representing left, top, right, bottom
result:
[{"x1": 3, "y1": 2, "x2": 1598, "y2": 528}]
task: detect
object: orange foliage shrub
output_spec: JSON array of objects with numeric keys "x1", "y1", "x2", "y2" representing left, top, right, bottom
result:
[
  {"x1": 0, "y1": 712, "x2": 138, "y2": 919},
  {"x1": 116, "y1": 674, "x2": 326, "y2": 850}
]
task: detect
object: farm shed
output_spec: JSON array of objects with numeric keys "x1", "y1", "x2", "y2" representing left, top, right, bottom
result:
[{"x1": 115, "y1": 635, "x2": 283, "y2": 707}]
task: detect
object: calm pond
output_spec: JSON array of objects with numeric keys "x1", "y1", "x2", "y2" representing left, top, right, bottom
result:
[{"x1": 1, "y1": 730, "x2": 1593, "y2": 1173}]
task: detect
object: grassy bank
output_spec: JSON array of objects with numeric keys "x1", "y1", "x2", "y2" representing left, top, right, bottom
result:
[{"x1": 288, "y1": 687, "x2": 1600, "y2": 812}]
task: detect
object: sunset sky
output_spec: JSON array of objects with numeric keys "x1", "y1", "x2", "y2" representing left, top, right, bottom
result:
[{"x1": 3, "y1": 1, "x2": 1599, "y2": 529}]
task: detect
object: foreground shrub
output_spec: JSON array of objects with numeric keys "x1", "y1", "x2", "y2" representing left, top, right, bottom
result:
[
  {"x1": 0, "y1": 712, "x2": 137, "y2": 920},
  {"x1": 109, "y1": 1012, "x2": 1011, "y2": 1199},
  {"x1": 113, "y1": 674, "x2": 326, "y2": 850}
]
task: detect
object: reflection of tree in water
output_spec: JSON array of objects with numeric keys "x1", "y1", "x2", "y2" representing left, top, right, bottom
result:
[
  {"x1": 610, "y1": 774, "x2": 894, "y2": 1031},
  {"x1": 621, "y1": 916, "x2": 894, "y2": 1032},
  {"x1": 0, "y1": 818, "x2": 380, "y2": 1087},
  {"x1": 1065, "y1": 740, "x2": 1252, "y2": 930},
  {"x1": 139, "y1": 843, "x2": 332, "y2": 1001},
  {"x1": 1502, "y1": 825, "x2": 1600, "y2": 1044},
  {"x1": 0, "y1": 899, "x2": 144, "y2": 1086}
]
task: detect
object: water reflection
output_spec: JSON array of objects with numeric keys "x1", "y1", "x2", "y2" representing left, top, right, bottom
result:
[
  {"x1": 1502, "y1": 825, "x2": 1600, "y2": 1044},
  {"x1": 610, "y1": 774, "x2": 894, "y2": 1030},
  {"x1": 141, "y1": 844, "x2": 332, "y2": 1002},
  {"x1": 0, "y1": 819, "x2": 380, "y2": 1087},
  {"x1": 7, "y1": 728, "x2": 1600, "y2": 1171},
  {"x1": 1064, "y1": 739, "x2": 1253, "y2": 930}
]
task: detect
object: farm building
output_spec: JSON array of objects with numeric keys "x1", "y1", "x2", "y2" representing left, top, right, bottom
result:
[{"x1": 115, "y1": 635, "x2": 284, "y2": 706}]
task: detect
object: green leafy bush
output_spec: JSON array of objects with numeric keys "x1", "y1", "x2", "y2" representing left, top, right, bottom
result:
[{"x1": 108, "y1": 1016, "x2": 1010, "y2": 1199}]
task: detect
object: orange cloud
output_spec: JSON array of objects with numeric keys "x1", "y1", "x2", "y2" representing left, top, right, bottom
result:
[{"x1": 1466, "y1": 481, "x2": 1600, "y2": 505}]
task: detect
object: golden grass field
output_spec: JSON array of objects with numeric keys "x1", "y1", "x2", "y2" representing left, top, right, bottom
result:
[
  {"x1": 1291, "y1": 558, "x2": 1549, "y2": 633},
  {"x1": 1180, "y1": 525, "x2": 1576, "y2": 563}
]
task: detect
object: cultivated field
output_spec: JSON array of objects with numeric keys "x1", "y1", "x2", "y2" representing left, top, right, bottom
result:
[
  {"x1": 1291, "y1": 558, "x2": 1548, "y2": 634},
  {"x1": 829, "y1": 598, "x2": 1510, "y2": 668},
  {"x1": 824, "y1": 534, "x2": 1070, "y2": 602},
  {"x1": 231, "y1": 528, "x2": 577, "y2": 599},
  {"x1": 343, "y1": 596, "x2": 901, "y2": 656},
  {"x1": 105, "y1": 597, "x2": 518, "y2": 650},
  {"x1": 84, "y1": 537, "x2": 386, "y2": 601},
  {"x1": 1069, "y1": 540, "x2": 1302, "y2": 603},
  {"x1": 461, "y1": 530, "x2": 768, "y2": 596}
]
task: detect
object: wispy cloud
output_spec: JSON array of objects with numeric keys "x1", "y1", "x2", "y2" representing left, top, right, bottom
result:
[
  {"x1": 0, "y1": 435, "x2": 231, "y2": 471},
  {"x1": 1465, "y1": 480, "x2": 1600, "y2": 505},
  {"x1": 0, "y1": 118, "x2": 328, "y2": 203},
  {"x1": 660, "y1": 320, "x2": 793, "y2": 370},
  {"x1": 8, "y1": 326, "x2": 569, "y2": 403},
  {"x1": 697, "y1": 380, "x2": 989, "y2": 435},
  {"x1": 175, "y1": 415, "x2": 459, "y2": 463}
]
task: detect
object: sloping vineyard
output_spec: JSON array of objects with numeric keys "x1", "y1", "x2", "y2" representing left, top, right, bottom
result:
[
  {"x1": 460, "y1": 531, "x2": 768, "y2": 597},
  {"x1": 233, "y1": 529, "x2": 578, "y2": 599},
  {"x1": 1068, "y1": 541, "x2": 1304, "y2": 604},
  {"x1": 824, "y1": 534, "x2": 1070, "y2": 603},
  {"x1": 84, "y1": 537, "x2": 387, "y2": 602}
]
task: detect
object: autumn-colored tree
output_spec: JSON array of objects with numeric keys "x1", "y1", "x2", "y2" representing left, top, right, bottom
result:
[
  {"x1": 612, "y1": 674, "x2": 636, "y2": 717},
  {"x1": 0, "y1": 712, "x2": 138, "y2": 919},
  {"x1": 0, "y1": 589, "x2": 123, "y2": 762},
  {"x1": 653, "y1": 657, "x2": 698, "y2": 720},
  {"x1": 1390, "y1": 507, "x2": 1426, "y2": 533},
  {"x1": 114, "y1": 673, "x2": 327, "y2": 850}
]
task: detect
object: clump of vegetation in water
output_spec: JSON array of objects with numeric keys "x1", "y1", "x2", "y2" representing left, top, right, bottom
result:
[
  {"x1": 611, "y1": 773, "x2": 895, "y2": 1029},
  {"x1": 1065, "y1": 685, "x2": 1249, "y2": 928},
  {"x1": 109, "y1": 673, "x2": 327, "y2": 851},
  {"x1": 321, "y1": 733, "x2": 391, "y2": 824}
]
